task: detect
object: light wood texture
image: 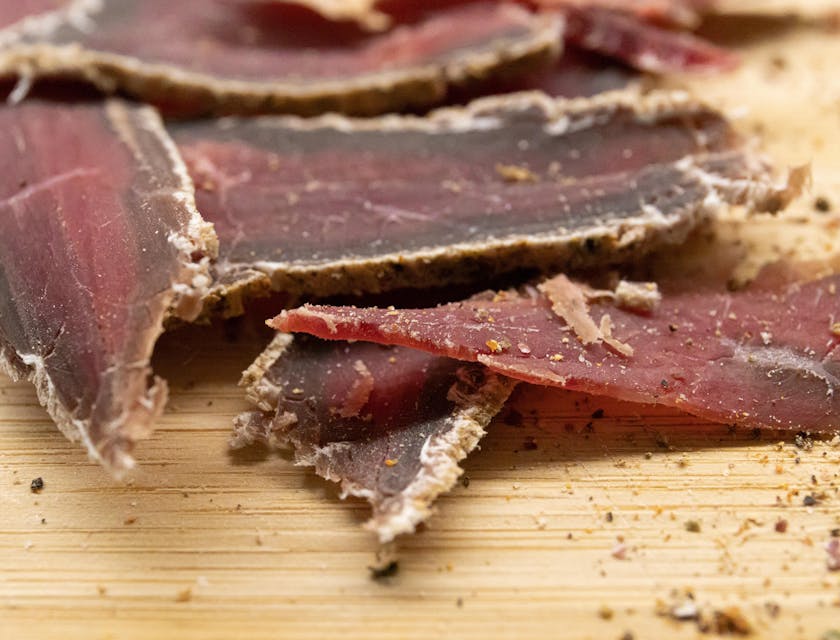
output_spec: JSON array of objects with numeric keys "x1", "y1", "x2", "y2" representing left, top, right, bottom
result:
[{"x1": 3, "y1": 9, "x2": 840, "y2": 640}]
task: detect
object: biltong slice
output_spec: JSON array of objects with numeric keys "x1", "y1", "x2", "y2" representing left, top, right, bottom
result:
[
  {"x1": 272, "y1": 263, "x2": 840, "y2": 432},
  {"x1": 172, "y1": 89, "x2": 790, "y2": 316},
  {"x1": 0, "y1": 0, "x2": 560, "y2": 116},
  {"x1": 0, "y1": 99, "x2": 216, "y2": 471},
  {"x1": 233, "y1": 333, "x2": 516, "y2": 542}
]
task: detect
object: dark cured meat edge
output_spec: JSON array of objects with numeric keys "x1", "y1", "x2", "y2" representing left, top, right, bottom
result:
[
  {"x1": 0, "y1": 1, "x2": 562, "y2": 117},
  {"x1": 234, "y1": 333, "x2": 517, "y2": 542}
]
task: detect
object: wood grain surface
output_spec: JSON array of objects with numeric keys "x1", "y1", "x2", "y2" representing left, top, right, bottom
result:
[{"x1": 3, "y1": 7, "x2": 840, "y2": 640}]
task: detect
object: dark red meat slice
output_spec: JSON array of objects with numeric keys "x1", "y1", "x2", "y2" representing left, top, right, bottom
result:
[
  {"x1": 233, "y1": 333, "x2": 515, "y2": 541},
  {"x1": 0, "y1": 99, "x2": 216, "y2": 472},
  {"x1": 172, "y1": 90, "x2": 791, "y2": 316},
  {"x1": 471, "y1": 47, "x2": 636, "y2": 98},
  {"x1": 558, "y1": 5, "x2": 736, "y2": 73},
  {"x1": 273, "y1": 264, "x2": 840, "y2": 432},
  {"x1": 0, "y1": 0, "x2": 559, "y2": 116}
]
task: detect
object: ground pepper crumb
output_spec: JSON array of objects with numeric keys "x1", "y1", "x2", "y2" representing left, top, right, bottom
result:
[
  {"x1": 815, "y1": 196, "x2": 832, "y2": 212},
  {"x1": 369, "y1": 561, "x2": 399, "y2": 581},
  {"x1": 30, "y1": 477, "x2": 44, "y2": 493},
  {"x1": 685, "y1": 520, "x2": 701, "y2": 533}
]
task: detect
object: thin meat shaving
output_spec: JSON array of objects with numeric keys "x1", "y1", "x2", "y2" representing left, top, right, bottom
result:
[
  {"x1": 558, "y1": 5, "x2": 736, "y2": 73},
  {"x1": 273, "y1": 266, "x2": 840, "y2": 432},
  {"x1": 233, "y1": 333, "x2": 516, "y2": 542}
]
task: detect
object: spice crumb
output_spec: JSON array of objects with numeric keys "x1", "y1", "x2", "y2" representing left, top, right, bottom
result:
[
  {"x1": 30, "y1": 477, "x2": 44, "y2": 493},
  {"x1": 774, "y1": 518, "x2": 788, "y2": 533},
  {"x1": 815, "y1": 196, "x2": 833, "y2": 212},
  {"x1": 598, "y1": 604, "x2": 614, "y2": 620},
  {"x1": 369, "y1": 560, "x2": 399, "y2": 581},
  {"x1": 175, "y1": 587, "x2": 192, "y2": 603},
  {"x1": 384, "y1": 458, "x2": 398, "y2": 467},
  {"x1": 496, "y1": 163, "x2": 539, "y2": 183},
  {"x1": 685, "y1": 520, "x2": 702, "y2": 533}
]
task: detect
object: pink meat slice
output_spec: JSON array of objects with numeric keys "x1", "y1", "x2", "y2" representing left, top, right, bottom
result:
[
  {"x1": 534, "y1": 0, "x2": 715, "y2": 28},
  {"x1": 557, "y1": 5, "x2": 736, "y2": 73},
  {"x1": 0, "y1": 0, "x2": 559, "y2": 116},
  {"x1": 233, "y1": 333, "x2": 515, "y2": 542},
  {"x1": 0, "y1": 100, "x2": 216, "y2": 472},
  {"x1": 0, "y1": 0, "x2": 64, "y2": 30},
  {"x1": 470, "y1": 47, "x2": 635, "y2": 98},
  {"x1": 272, "y1": 269, "x2": 840, "y2": 431},
  {"x1": 172, "y1": 90, "x2": 795, "y2": 315}
]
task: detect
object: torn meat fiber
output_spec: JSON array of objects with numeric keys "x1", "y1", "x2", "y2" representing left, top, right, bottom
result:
[{"x1": 0, "y1": 99, "x2": 216, "y2": 472}]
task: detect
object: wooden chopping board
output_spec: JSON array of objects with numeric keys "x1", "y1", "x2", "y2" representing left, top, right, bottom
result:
[{"x1": 2, "y1": 9, "x2": 840, "y2": 640}]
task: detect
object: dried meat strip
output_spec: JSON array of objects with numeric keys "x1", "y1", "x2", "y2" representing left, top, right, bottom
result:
[
  {"x1": 223, "y1": 0, "x2": 393, "y2": 30},
  {"x1": 480, "y1": 48, "x2": 636, "y2": 98},
  {"x1": 0, "y1": 99, "x2": 216, "y2": 472},
  {"x1": 533, "y1": 0, "x2": 714, "y2": 28},
  {"x1": 172, "y1": 90, "x2": 787, "y2": 316},
  {"x1": 233, "y1": 333, "x2": 516, "y2": 542},
  {"x1": 558, "y1": 5, "x2": 736, "y2": 73},
  {"x1": 0, "y1": 0, "x2": 560, "y2": 116},
  {"x1": 273, "y1": 264, "x2": 840, "y2": 432}
]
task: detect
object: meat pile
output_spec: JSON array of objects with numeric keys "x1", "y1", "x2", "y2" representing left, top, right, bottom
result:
[{"x1": 0, "y1": 0, "x2": 829, "y2": 541}]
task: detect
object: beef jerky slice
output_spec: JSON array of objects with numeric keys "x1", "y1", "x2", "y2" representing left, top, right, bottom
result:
[
  {"x1": 273, "y1": 267, "x2": 840, "y2": 432},
  {"x1": 476, "y1": 48, "x2": 636, "y2": 99},
  {"x1": 535, "y1": 0, "x2": 714, "y2": 28},
  {"x1": 173, "y1": 89, "x2": 791, "y2": 316},
  {"x1": 0, "y1": 100, "x2": 216, "y2": 472},
  {"x1": 224, "y1": 0, "x2": 393, "y2": 31},
  {"x1": 0, "y1": 0, "x2": 559, "y2": 116},
  {"x1": 233, "y1": 333, "x2": 516, "y2": 542},
  {"x1": 558, "y1": 5, "x2": 736, "y2": 73}
]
